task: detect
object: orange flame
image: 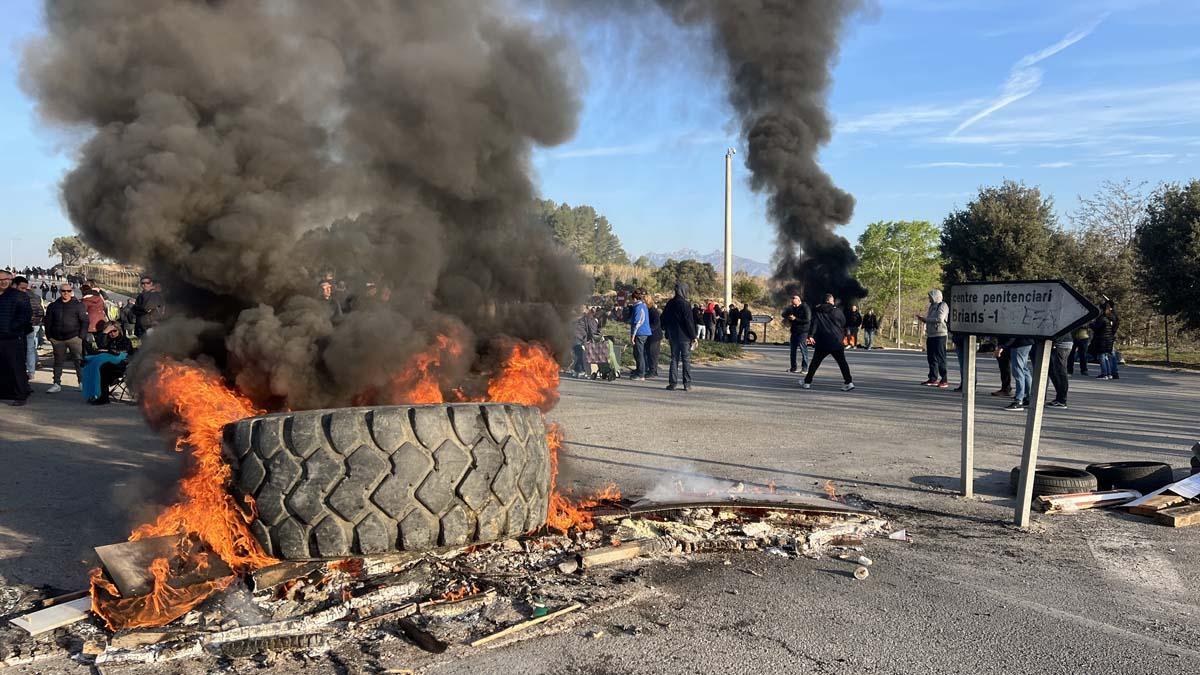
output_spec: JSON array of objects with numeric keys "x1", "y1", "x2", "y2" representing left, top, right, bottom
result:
[
  {"x1": 437, "y1": 582, "x2": 479, "y2": 602},
  {"x1": 823, "y1": 480, "x2": 842, "y2": 502},
  {"x1": 486, "y1": 342, "x2": 559, "y2": 412},
  {"x1": 387, "y1": 334, "x2": 463, "y2": 404},
  {"x1": 545, "y1": 424, "x2": 621, "y2": 533},
  {"x1": 90, "y1": 359, "x2": 277, "y2": 630}
]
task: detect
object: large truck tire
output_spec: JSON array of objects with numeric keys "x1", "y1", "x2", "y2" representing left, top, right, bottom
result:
[
  {"x1": 1008, "y1": 465, "x2": 1097, "y2": 497},
  {"x1": 223, "y1": 404, "x2": 551, "y2": 559}
]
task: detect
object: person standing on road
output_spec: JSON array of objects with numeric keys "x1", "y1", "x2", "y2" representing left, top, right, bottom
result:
[
  {"x1": 661, "y1": 283, "x2": 697, "y2": 391},
  {"x1": 43, "y1": 283, "x2": 89, "y2": 394},
  {"x1": 990, "y1": 336, "x2": 1012, "y2": 398},
  {"x1": 133, "y1": 276, "x2": 166, "y2": 337},
  {"x1": 1092, "y1": 302, "x2": 1119, "y2": 380},
  {"x1": 739, "y1": 304, "x2": 752, "y2": 344},
  {"x1": 801, "y1": 294, "x2": 854, "y2": 391},
  {"x1": 915, "y1": 290, "x2": 949, "y2": 388},
  {"x1": 997, "y1": 335, "x2": 1034, "y2": 411},
  {"x1": 14, "y1": 277, "x2": 44, "y2": 380},
  {"x1": 861, "y1": 309, "x2": 879, "y2": 350},
  {"x1": 702, "y1": 302, "x2": 716, "y2": 341},
  {"x1": 645, "y1": 296, "x2": 663, "y2": 378},
  {"x1": 0, "y1": 271, "x2": 33, "y2": 406},
  {"x1": 845, "y1": 304, "x2": 863, "y2": 348},
  {"x1": 628, "y1": 289, "x2": 652, "y2": 381},
  {"x1": 726, "y1": 303, "x2": 739, "y2": 344},
  {"x1": 1047, "y1": 331, "x2": 1073, "y2": 408},
  {"x1": 1068, "y1": 324, "x2": 1091, "y2": 375},
  {"x1": 781, "y1": 294, "x2": 811, "y2": 374}
]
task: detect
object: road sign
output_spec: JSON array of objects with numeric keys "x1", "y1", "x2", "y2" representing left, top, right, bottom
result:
[
  {"x1": 948, "y1": 280, "x2": 1098, "y2": 339},
  {"x1": 952, "y1": 280, "x2": 1100, "y2": 528},
  {"x1": 751, "y1": 314, "x2": 773, "y2": 324}
]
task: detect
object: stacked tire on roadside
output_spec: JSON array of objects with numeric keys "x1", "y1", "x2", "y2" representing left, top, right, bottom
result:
[
  {"x1": 1009, "y1": 460, "x2": 1176, "y2": 498},
  {"x1": 222, "y1": 403, "x2": 553, "y2": 560}
]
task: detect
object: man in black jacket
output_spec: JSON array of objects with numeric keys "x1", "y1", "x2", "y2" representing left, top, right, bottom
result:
[
  {"x1": 726, "y1": 303, "x2": 739, "y2": 343},
  {"x1": 0, "y1": 270, "x2": 33, "y2": 405},
  {"x1": 739, "y1": 303, "x2": 753, "y2": 344},
  {"x1": 645, "y1": 296, "x2": 663, "y2": 378},
  {"x1": 845, "y1": 304, "x2": 863, "y2": 348},
  {"x1": 43, "y1": 283, "x2": 89, "y2": 393},
  {"x1": 780, "y1": 294, "x2": 811, "y2": 373},
  {"x1": 801, "y1": 294, "x2": 854, "y2": 391},
  {"x1": 661, "y1": 283, "x2": 698, "y2": 391},
  {"x1": 133, "y1": 276, "x2": 166, "y2": 336}
]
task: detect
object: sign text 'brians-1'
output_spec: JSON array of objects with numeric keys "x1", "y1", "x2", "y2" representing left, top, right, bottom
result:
[{"x1": 948, "y1": 280, "x2": 1098, "y2": 339}]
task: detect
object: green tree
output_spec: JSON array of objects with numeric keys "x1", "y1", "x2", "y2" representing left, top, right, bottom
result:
[
  {"x1": 633, "y1": 255, "x2": 653, "y2": 269},
  {"x1": 732, "y1": 274, "x2": 764, "y2": 305},
  {"x1": 941, "y1": 181, "x2": 1057, "y2": 286},
  {"x1": 854, "y1": 220, "x2": 942, "y2": 330},
  {"x1": 48, "y1": 235, "x2": 98, "y2": 266},
  {"x1": 653, "y1": 259, "x2": 718, "y2": 298},
  {"x1": 535, "y1": 199, "x2": 629, "y2": 265},
  {"x1": 1135, "y1": 180, "x2": 1200, "y2": 330}
]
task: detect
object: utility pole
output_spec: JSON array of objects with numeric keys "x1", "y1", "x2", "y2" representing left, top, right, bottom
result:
[
  {"x1": 888, "y1": 247, "x2": 903, "y2": 345},
  {"x1": 724, "y1": 147, "x2": 735, "y2": 308}
]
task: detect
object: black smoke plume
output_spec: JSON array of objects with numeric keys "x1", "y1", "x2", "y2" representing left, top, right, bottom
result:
[
  {"x1": 654, "y1": 0, "x2": 867, "y2": 304},
  {"x1": 22, "y1": 0, "x2": 589, "y2": 409}
]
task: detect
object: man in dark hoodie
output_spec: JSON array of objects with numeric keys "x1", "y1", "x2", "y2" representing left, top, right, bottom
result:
[
  {"x1": 739, "y1": 303, "x2": 753, "y2": 344},
  {"x1": 661, "y1": 283, "x2": 698, "y2": 391},
  {"x1": 802, "y1": 294, "x2": 855, "y2": 391}
]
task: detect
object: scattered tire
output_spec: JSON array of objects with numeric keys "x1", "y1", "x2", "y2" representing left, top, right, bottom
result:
[
  {"x1": 1084, "y1": 461, "x2": 1174, "y2": 493},
  {"x1": 1008, "y1": 465, "x2": 1097, "y2": 497},
  {"x1": 223, "y1": 404, "x2": 551, "y2": 559}
]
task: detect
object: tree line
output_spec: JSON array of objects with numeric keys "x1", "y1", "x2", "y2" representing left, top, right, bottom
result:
[{"x1": 855, "y1": 178, "x2": 1200, "y2": 347}]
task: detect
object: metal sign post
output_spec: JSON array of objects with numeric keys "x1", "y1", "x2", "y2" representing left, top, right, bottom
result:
[
  {"x1": 959, "y1": 335, "x2": 976, "y2": 498},
  {"x1": 949, "y1": 280, "x2": 1099, "y2": 527}
]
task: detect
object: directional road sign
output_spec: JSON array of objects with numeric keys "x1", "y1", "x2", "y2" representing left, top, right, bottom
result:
[{"x1": 948, "y1": 280, "x2": 1099, "y2": 339}]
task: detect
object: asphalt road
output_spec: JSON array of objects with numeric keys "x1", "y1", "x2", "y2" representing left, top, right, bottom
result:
[{"x1": 1, "y1": 344, "x2": 1197, "y2": 673}]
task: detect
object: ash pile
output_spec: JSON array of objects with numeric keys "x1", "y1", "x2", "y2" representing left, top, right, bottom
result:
[{"x1": 1, "y1": 489, "x2": 895, "y2": 672}]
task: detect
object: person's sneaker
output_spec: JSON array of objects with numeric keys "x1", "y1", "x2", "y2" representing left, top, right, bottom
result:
[
  {"x1": 936, "y1": 380, "x2": 949, "y2": 389},
  {"x1": 921, "y1": 378, "x2": 938, "y2": 386},
  {"x1": 841, "y1": 383, "x2": 855, "y2": 392},
  {"x1": 682, "y1": 385, "x2": 691, "y2": 392},
  {"x1": 630, "y1": 376, "x2": 645, "y2": 381},
  {"x1": 46, "y1": 384, "x2": 62, "y2": 394},
  {"x1": 800, "y1": 382, "x2": 811, "y2": 389},
  {"x1": 990, "y1": 389, "x2": 1012, "y2": 397},
  {"x1": 665, "y1": 384, "x2": 676, "y2": 391},
  {"x1": 9, "y1": 399, "x2": 27, "y2": 407},
  {"x1": 787, "y1": 368, "x2": 797, "y2": 373},
  {"x1": 1048, "y1": 400, "x2": 1068, "y2": 408},
  {"x1": 953, "y1": 385, "x2": 963, "y2": 392},
  {"x1": 1111, "y1": 373, "x2": 1119, "y2": 380},
  {"x1": 1004, "y1": 401, "x2": 1027, "y2": 411},
  {"x1": 1096, "y1": 374, "x2": 1108, "y2": 379}
]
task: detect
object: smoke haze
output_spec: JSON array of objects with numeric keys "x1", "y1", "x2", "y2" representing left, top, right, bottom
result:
[
  {"x1": 24, "y1": 0, "x2": 864, "y2": 409},
  {"x1": 23, "y1": 0, "x2": 590, "y2": 409}
]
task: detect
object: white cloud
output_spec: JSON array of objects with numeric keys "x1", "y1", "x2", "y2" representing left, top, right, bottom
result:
[
  {"x1": 1037, "y1": 161, "x2": 1073, "y2": 168},
  {"x1": 838, "y1": 101, "x2": 979, "y2": 134},
  {"x1": 952, "y1": 15, "x2": 1107, "y2": 135},
  {"x1": 544, "y1": 130, "x2": 727, "y2": 160},
  {"x1": 907, "y1": 161, "x2": 1008, "y2": 168}
]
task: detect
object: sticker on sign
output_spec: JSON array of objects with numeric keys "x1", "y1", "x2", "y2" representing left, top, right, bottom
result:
[{"x1": 948, "y1": 280, "x2": 1098, "y2": 339}]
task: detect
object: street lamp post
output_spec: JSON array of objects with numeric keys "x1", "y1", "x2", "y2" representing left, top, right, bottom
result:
[
  {"x1": 723, "y1": 147, "x2": 735, "y2": 308},
  {"x1": 887, "y1": 246, "x2": 904, "y2": 346}
]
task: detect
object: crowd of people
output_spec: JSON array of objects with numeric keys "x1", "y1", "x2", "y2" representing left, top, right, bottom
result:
[{"x1": 0, "y1": 268, "x2": 165, "y2": 407}]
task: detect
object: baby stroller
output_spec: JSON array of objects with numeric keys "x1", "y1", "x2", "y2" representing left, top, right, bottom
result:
[{"x1": 574, "y1": 337, "x2": 623, "y2": 381}]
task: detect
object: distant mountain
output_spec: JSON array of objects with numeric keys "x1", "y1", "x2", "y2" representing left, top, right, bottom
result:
[{"x1": 643, "y1": 249, "x2": 772, "y2": 277}]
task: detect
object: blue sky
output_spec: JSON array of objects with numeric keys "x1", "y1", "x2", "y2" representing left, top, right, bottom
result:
[{"x1": 4, "y1": 0, "x2": 1200, "y2": 267}]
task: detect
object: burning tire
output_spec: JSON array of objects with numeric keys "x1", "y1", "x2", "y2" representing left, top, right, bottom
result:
[{"x1": 223, "y1": 404, "x2": 551, "y2": 559}]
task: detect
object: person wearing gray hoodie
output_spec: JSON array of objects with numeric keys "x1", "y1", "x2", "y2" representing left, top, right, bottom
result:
[{"x1": 914, "y1": 289, "x2": 949, "y2": 388}]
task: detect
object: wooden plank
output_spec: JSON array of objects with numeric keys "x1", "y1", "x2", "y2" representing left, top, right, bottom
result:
[
  {"x1": 1155, "y1": 503, "x2": 1200, "y2": 528},
  {"x1": 95, "y1": 535, "x2": 231, "y2": 598},
  {"x1": 578, "y1": 537, "x2": 673, "y2": 569},
  {"x1": 1128, "y1": 494, "x2": 1186, "y2": 516},
  {"x1": 1037, "y1": 490, "x2": 1140, "y2": 513},
  {"x1": 469, "y1": 604, "x2": 583, "y2": 647},
  {"x1": 8, "y1": 597, "x2": 92, "y2": 636}
]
